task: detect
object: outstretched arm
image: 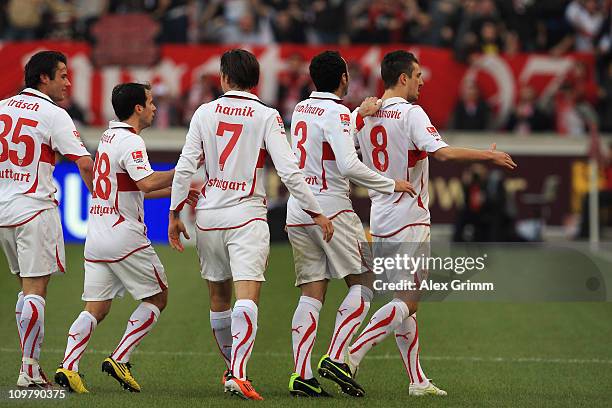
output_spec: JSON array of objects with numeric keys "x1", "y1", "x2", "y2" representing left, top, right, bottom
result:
[{"x1": 432, "y1": 143, "x2": 517, "y2": 170}]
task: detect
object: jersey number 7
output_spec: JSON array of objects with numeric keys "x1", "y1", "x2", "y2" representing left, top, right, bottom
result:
[{"x1": 216, "y1": 121, "x2": 243, "y2": 171}]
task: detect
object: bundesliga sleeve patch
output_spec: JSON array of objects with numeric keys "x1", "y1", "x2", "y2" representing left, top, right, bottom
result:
[
  {"x1": 276, "y1": 115, "x2": 286, "y2": 135},
  {"x1": 131, "y1": 150, "x2": 144, "y2": 163},
  {"x1": 427, "y1": 126, "x2": 441, "y2": 140},
  {"x1": 340, "y1": 113, "x2": 351, "y2": 127}
]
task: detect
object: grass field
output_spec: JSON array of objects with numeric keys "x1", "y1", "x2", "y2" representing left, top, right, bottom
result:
[{"x1": 1, "y1": 243, "x2": 612, "y2": 407}]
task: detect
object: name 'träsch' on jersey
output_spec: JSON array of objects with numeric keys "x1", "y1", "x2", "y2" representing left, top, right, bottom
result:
[{"x1": 0, "y1": 88, "x2": 90, "y2": 226}]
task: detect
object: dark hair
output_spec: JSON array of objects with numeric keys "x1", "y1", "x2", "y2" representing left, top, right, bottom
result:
[
  {"x1": 309, "y1": 51, "x2": 347, "y2": 93},
  {"x1": 24, "y1": 51, "x2": 67, "y2": 89},
  {"x1": 381, "y1": 51, "x2": 419, "y2": 89},
  {"x1": 111, "y1": 83, "x2": 151, "y2": 121},
  {"x1": 220, "y1": 49, "x2": 260, "y2": 90}
]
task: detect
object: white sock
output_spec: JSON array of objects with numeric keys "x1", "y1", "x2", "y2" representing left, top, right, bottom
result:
[
  {"x1": 111, "y1": 302, "x2": 160, "y2": 363},
  {"x1": 395, "y1": 313, "x2": 429, "y2": 386},
  {"x1": 292, "y1": 296, "x2": 322, "y2": 379},
  {"x1": 348, "y1": 299, "x2": 409, "y2": 367},
  {"x1": 20, "y1": 295, "x2": 45, "y2": 378},
  {"x1": 210, "y1": 309, "x2": 232, "y2": 369},
  {"x1": 327, "y1": 285, "x2": 373, "y2": 363},
  {"x1": 61, "y1": 311, "x2": 98, "y2": 371},
  {"x1": 15, "y1": 291, "x2": 24, "y2": 350},
  {"x1": 230, "y1": 299, "x2": 258, "y2": 380}
]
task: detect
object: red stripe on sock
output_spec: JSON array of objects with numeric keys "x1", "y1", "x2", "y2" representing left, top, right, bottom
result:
[
  {"x1": 238, "y1": 340, "x2": 255, "y2": 379},
  {"x1": 22, "y1": 300, "x2": 39, "y2": 376},
  {"x1": 112, "y1": 312, "x2": 155, "y2": 359},
  {"x1": 334, "y1": 321, "x2": 361, "y2": 361},
  {"x1": 295, "y1": 312, "x2": 317, "y2": 376},
  {"x1": 352, "y1": 306, "x2": 396, "y2": 346},
  {"x1": 328, "y1": 298, "x2": 364, "y2": 358},
  {"x1": 413, "y1": 317, "x2": 424, "y2": 383},
  {"x1": 116, "y1": 330, "x2": 149, "y2": 361},
  {"x1": 64, "y1": 322, "x2": 93, "y2": 370},
  {"x1": 212, "y1": 328, "x2": 230, "y2": 366},
  {"x1": 301, "y1": 333, "x2": 317, "y2": 378},
  {"x1": 407, "y1": 316, "x2": 420, "y2": 383},
  {"x1": 349, "y1": 331, "x2": 386, "y2": 353},
  {"x1": 231, "y1": 311, "x2": 253, "y2": 376}
]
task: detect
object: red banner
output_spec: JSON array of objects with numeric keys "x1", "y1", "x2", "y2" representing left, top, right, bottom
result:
[{"x1": 0, "y1": 42, "x2": 595, "y2": 128}]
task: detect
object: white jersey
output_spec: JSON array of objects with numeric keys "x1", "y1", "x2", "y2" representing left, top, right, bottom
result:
[
  {"x1": 0, "y1": 88, "x2": 90, "y2": 226},
  {"x1": 354, "y1": 97, "x2": 448, "y2": 238},
  {"x1": 84, "y1": 121, "x2": 155, "y2": 261},
  {"x1": 286, "y1": 91, "x2": 394, "y2": 225},
  {"x1": 171, "y1": 90, "x2": 322, "y2": 229}
]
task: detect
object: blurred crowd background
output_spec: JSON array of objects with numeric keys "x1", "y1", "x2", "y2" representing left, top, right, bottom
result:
[{"x1": 1, "y1": 0, "x2": 611, "y2": 135}]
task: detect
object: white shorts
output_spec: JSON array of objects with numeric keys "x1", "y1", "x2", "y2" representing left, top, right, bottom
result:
[
  {"x1": 196, "y1": 219, "x2": 269, "y2": 282},
  {"x1": 82, "y1": 245, "x2": 168, "y2": 301},
  {"x1": 287, "y1": 211, "x2": 371, "y2": 286},
  {"x1": 0, "y1": 208, "x2": 65, "y2": 278},
  {"x1": 372, "y1": 225, "x2": 431, "y2": 286}
]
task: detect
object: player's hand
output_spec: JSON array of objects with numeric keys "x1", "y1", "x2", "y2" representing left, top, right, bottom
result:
[
  {"x1": 489, "y1": 143, "x2": 517, "y2": 170},
  {"x1": 185, "y1": 188, "x2": 199, "y2": 208},
  {"x1": 313, "y1": 214, "x2": 334, "y2": 242},
  {"x1": 168, "y1": 213, "x2": 190, "y2": 252},
  {"x1": 358, "y1": 97, "x2": 383, "y2": 117},
  {"x1": 394, "y1": 180, "x2": 417, "y2": 197}
]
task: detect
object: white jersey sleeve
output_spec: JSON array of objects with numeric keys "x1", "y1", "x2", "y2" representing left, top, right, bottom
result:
[
  {"x1": 327, "y1": 108, "x2": 394, "y2": 194},
  {"x1": 170, "y1": 111, "x2": 203, "y2": 211},
  {"x1": 265, "y1": 112, "x2": 322, "y2": 216},
  {"x1": 50, "y1": 109, "x2": 90, "y2": 160},
  {"x1": 118, "y1": 136, "x2": 155, "y2": 182},
  {"x1": 406, "y1": 106, "x2": 448, "y2": 153}
]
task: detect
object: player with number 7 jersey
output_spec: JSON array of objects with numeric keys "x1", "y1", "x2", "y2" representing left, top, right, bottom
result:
[{"x1": 169, "y1": 49, "x2": 332, "y2": 400}]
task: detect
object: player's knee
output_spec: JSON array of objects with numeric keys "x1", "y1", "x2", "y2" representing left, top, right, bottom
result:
[
  {"x1": 406, "y1": 301, "x2": 418, "y2": 315},
  {"x1": 144, "y1": 289, "x2": 168, "y2": 312}
]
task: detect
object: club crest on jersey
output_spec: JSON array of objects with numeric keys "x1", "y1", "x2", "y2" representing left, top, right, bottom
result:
[
  {"x1": 131, "y1": 150, "x2": 144, "y2": 163},
  {"x1": 340, "y1": 113, "x2": 351, "y2": 127}
]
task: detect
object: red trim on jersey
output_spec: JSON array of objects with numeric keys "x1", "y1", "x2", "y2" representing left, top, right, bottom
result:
[
  {"x1": 40, "y1": 144, "x2": 56, "y2": 164},
  {"x1": 64, "y1": 154, "x2": 89, "y2": 162},
  {"x1": 356, "y1": 113, "x2": 365, "y2": 131},
  {"x1": 302, "y1": 209, "x2": 320, "y2": 218},
  {"x1": 319, "y1": 141, "x2": 335, "y2": 192},
  {"x1": 116, "y1": 172, "x2": 140, "y2": 192},
  {"x1": 286, "y1": 209, "x2": 354, "y2": 227},
  {"x1": 417, "y1": 175, "x2": 425, "y2": 210},
  {"x1": 242, "y1": 149, "x2": 267, "y2": 199},
  {"x1": 408, "y1": 149, "x2": 427, "y2": 168},
  {"x1": 112, "y1": 188, "x2": 126, "y2": 227},
  {"x1": 0, "y1": 209, "x2": 44, "y2": 228},
  {"x1": 309, "y1": 96, "x2": 343, "y2": 104},
  {"x1": 370, "y1": 223, "x2": 430, "y2": 238},
  {"x1": 84, "y1": 244, "x2": 151, "y2": 263},
  {"x1": 56, "y1": 245, "x2": 65, "y2": 273},
  {"x1": 153, "y1": 265, "x2": 167, "y2": 291},
  {"x1": 195, "y1": 217, "x2": 266, "y2": 232}
]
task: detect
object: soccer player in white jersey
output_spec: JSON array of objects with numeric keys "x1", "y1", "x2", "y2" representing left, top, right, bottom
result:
[
  {"x1": 0, "y1": 51, "x2": 94, "y2": 388},
  {"x1": 167, "y1": 49, "x2": 333, "y2": 401},
  {"x1": 348, "y1": 50, "x2": 517, "y2": 396},
  {"x1": 54, "y1": 83, "x2": 196, "y2": 394},
  {"x1": 285, "y1": 51, "x2": 416, "y2": 398}
]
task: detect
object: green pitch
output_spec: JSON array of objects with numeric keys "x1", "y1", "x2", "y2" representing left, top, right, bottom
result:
[{"x1": 1, "y1": 244, "x2": 612, "y2": 407}]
